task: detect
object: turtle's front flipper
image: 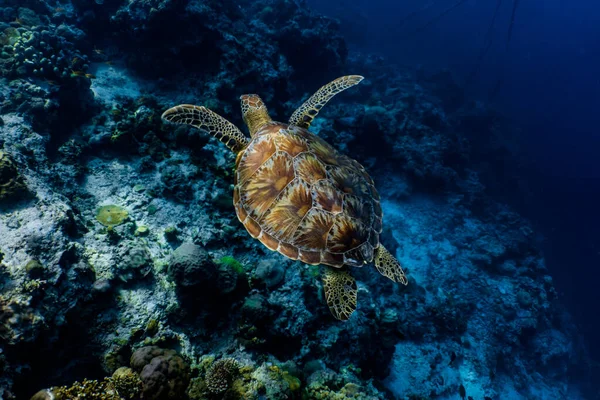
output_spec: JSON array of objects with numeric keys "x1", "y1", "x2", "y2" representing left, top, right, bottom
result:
[
  {"x1": 289, "y1": 75, "x2": 364, "y2": 129},
  {"x1": 322, "y1": 267, "x2": 357, "y2": 321},
  {"x1": 374, "y1": 245, "x2": 408, "y2": 285},
  {"x1": 162, "y1": 105, "x2": 249, "y2": 153}
]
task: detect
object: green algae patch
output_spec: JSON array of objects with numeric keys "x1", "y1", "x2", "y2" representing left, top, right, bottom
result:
[
  {"x1": 217, "y1": 256, "x2": 244, "y2": 274},
  {"x1": 96, "y1": 205, "x2": 129, "y2": 227}
]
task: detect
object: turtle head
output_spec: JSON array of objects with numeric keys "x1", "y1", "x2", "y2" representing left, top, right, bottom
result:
[{"x1": 240, "y1": 94, "x2": 272, "y2": 137}]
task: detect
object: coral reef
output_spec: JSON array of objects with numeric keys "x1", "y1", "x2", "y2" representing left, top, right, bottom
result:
[
  {"x1": 2, "y1": 24, "x2": 89, "y2": 82},
  {"x1": 131, "y1": 346, "x2": 190, "y2": 400},
  {"x1": 32, "y1": 368, "x2": 142, "y2": 400},
  {"x1": 204, "y1": 358, "x2": 240, "y2": 394},
  {"x1": 0, "y1": 150, "x2": 29, "y2": 205},
  {"x1": 305, "y1": 366, "x2": 383, "y2": 400},
  {"x1": 168, "y1": 242, "x2": 216, "y2": 290},
  {"x1": 111, "y1": 367, "x2": 143, "y2": 400},
  {"x1": 95, "y1": 205, "x2": 129, "y2": 228},
  {"x1": 0, "y1": 1, "x2": 593, "y2": 400}
]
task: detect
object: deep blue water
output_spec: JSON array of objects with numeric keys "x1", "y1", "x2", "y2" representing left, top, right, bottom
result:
[{"x1": 309, "y1": 0, "x2": 600, "y2": 360}]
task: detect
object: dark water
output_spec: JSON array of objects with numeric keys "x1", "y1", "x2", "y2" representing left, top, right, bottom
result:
[{"x1": 309, "y1": 0, "x2": 600, "y2": 360}]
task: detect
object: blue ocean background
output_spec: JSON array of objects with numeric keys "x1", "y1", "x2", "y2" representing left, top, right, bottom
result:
[
  {"x1": 0, "y1": 0, "x2": 599, "y2": 399},
  {"x1": 310, "y1": 0, "x2": 600, "y2": 360}
]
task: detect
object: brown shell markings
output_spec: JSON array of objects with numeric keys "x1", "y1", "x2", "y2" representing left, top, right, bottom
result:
[
  {"x1": 260, "y1": 179, "x2": 312, "y2": 242},
  {"x1": 239, "y1": 151, "x2": 294, "y2": 220},
  {"x1": 234, "y1": 123, "x2": 382, "y2": 268}
]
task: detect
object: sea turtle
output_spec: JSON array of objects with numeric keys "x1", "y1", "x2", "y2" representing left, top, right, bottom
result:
[{"x1": 162, "y1": 75, "x2": 407, "y2": 320}]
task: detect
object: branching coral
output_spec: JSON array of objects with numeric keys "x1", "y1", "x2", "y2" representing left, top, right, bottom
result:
[
  {"x1": 52, "y1": 378, "x2": 120, "y2": 400},
  {"x1": 40, "y1": 371, "x2": 142, "y2": 400},
  {"x1": 111, "y1": 367, "x2": 143, "y2": 399}
]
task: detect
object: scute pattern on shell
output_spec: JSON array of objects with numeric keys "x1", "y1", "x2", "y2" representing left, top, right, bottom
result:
[{"x1": 234, "y1": 123, "x2": 382, "y2": 268}]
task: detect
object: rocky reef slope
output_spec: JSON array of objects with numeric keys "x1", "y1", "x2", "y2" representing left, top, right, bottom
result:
[{"x1": 0, "y1": 0, "x2": 593, "y2": 399}]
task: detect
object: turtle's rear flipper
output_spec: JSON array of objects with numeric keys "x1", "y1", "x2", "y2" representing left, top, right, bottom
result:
[
  {"x1": 322, "y1": 267, "x2": 357, "y2": 321},
  {"x1": 162, "y1": 104, "x2": 249, "y2": 153},
  {"x1": 289, "y1": 75, "x2": 364, "y2": 129},
  {"x1": 374, "y1": 245, "x2": 408, "y2": 285}
]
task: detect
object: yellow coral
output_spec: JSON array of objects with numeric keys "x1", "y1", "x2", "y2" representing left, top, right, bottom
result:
[
  {"x1": 95, "y1": 205, "x2": 128, "y2": 227},
  {"x1": 52, "y1": 378, "x2": 119, "y2": 400},
  {"x1": 111, "y1": 367, "x2": 142, "y2": 399}
]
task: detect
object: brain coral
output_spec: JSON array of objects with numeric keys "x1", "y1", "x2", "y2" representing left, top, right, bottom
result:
[{"x1": 130, "y1": 346, "x2": 190, "y2": 400}]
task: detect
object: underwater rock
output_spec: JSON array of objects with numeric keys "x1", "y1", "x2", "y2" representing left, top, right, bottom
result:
[
  {"x1": 253, "y1": 257, "x2": 285, "y2": 289},
  {"x1": 24, "y1": 259, "x2": 45, "y2": 278},
  {"x1": 30, "y1": 389, "x2": 53, "y2": 400},
  {"x1": 168, "y1": 243, "x2": 241, "y2": 297},
  {"x1": 16, "y1": 8, "x2": 42, "y2": 28},
  {"x1": 241, "y1": 293, "x2": 271, "y2": 324},
  {"x1": 0, "y1": 150, "x2": 29, "y2": 205},
  {"x1": 168, "y1": 242, "x2": 216, "y2": 289},
  {"x1": 163, "y1": 226, "x2": 178, "y2": 242},
  {"x1": 159, "y1": 163, "x2": 194, "y2": 202},
  {"x1": 92, "y1": 278, "x2": 113, "y2": 294},
  {"x1": 215, "y1": 257, "x2": 239, "y2": 295},
  {"x1": 115, "y1": 243, "x2": 153, "y2": 283}
]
